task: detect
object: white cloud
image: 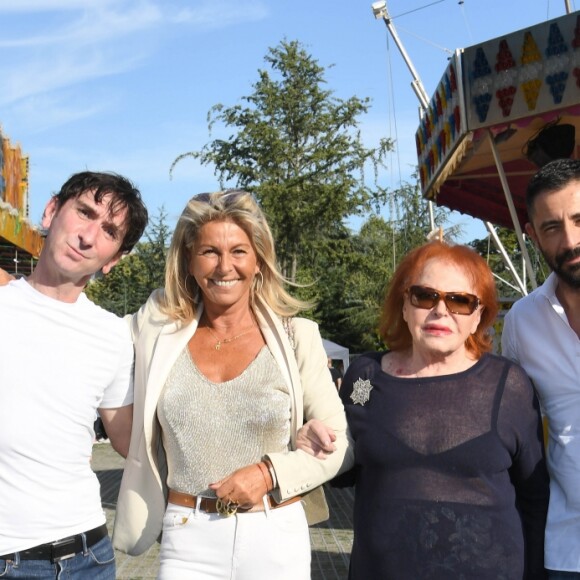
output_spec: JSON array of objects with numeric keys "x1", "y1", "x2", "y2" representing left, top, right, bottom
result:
[
  {"x1": 0, "y1": 2, "x2": 157, "y2": 110},
  {"x1": 0, "y1": 0, "x2": 270, "y2": 122},
  {"x1": 0, "y1": 0, "x2": 115, "y2": 12},
  {"x1": 0, "y1": 48, "x2": 146, "y2": 106},
  {"x1": 0, "y1": 2, "x2": 162, "y2": 48},
  {"x1": 7, "y1": 92, "x2": 112, "y2": 133},
  {"x1": 170, "y1": 1, "x2": 269, "y2": 27}
]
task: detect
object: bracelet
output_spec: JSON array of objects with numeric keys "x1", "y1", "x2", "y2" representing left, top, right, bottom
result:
[
  {"x1": 256, "y1": 462, "x2": 272, "y2": 492},
  {"x1": 266, "y1": 461, "x2": 278, "y2": 489}
]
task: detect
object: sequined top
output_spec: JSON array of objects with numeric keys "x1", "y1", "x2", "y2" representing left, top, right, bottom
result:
[{"x1": 157, "y1": 345, "x2": 291, "y2": 497}]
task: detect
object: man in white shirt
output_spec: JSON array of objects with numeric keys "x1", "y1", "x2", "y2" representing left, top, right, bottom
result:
[
  {"x1": 502, "y1": 158, "x2": 580, "y2": 579},
  {"x1": 0, "y1": 171, "x2": 148, "y2": 579}
]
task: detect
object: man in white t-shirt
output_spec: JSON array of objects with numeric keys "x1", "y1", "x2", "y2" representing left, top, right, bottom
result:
[
  {"x1": 502, "y1": 158, "x2": 580, "y2": 579},
  {"x1": 0, "y1": 171, "x2": 148, "y2": 579}
]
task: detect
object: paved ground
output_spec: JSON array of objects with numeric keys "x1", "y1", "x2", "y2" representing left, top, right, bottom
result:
[{"x1": 92, "y1": 442, "x2": 353, "y2": 579}]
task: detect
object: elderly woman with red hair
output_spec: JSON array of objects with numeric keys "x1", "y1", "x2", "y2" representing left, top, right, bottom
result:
[{"x1": 305, "y1": 241, "x2": 549, "y2": 579}]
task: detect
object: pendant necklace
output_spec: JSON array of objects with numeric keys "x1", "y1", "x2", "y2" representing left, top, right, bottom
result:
[{"x1": 206, "y1": 324, "x2": 256, "y2": 350}]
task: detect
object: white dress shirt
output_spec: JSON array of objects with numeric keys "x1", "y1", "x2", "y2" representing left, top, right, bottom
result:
[{"x1": 502, "y1": 272, "x2": 580, "y2": 572}]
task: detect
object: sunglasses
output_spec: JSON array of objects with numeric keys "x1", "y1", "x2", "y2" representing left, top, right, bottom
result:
[{"x1": 407, "y1": 285, "x2": 480, "y2": 315}]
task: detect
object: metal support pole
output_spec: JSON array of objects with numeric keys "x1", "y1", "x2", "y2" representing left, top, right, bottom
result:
[
  {"x1": 484, "y1": 221, "x2": 527, "y2": 295},
  {"x1": 373, "y1": 1, "x2": 435, "y2": 231},
  {"x1": 372, "y1": 2, "x2": 430, "y2": 108},
  {"x1": 486, "y1": 130, "x2": 537, "y2": 290}
]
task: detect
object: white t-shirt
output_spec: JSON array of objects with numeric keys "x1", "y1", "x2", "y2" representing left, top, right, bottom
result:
[
  {"x1": 0, "y1": 278, "x2": 134, "y2": 553},
  {"x1": 502, "y1": 272, "x2": 580, "y2": 572}
]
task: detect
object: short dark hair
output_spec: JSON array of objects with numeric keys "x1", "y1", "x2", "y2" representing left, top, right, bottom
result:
[
  {"x1": 526, "y1": 159, "x2": 580, "y2": 220},
  {"x1": 53, "y1": 171, "x2": 148, "y2": 253}
]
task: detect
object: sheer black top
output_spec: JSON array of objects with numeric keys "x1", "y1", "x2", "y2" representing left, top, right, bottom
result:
[{"x1": 337, "y1": 352, "x2": 549, "y2": 580}]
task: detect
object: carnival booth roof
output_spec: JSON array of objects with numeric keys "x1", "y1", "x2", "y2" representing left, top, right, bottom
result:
[
  {"x1": 322, "y1": 339, "x2": 349, "y2": 372},
  {"x1": 416, "y1": 11, "x2": 580, "y2": 231}
]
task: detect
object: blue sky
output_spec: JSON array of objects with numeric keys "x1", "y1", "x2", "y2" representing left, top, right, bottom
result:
[{"x1": 0, "y1": 0, "x2": 573, "y2": 242}]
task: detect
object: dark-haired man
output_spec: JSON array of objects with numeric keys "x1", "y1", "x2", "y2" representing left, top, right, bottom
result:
[
  {"x1": 502, "y1": 158, "x2": 580, "y2": 579},
  {"x1": 0, "y1": 172, "x2": 148, "y2": 579}
]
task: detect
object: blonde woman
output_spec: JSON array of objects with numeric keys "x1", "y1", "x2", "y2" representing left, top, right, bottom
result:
[{"x1": 113, "y1": 190, "x2": 352, "y2": 579}]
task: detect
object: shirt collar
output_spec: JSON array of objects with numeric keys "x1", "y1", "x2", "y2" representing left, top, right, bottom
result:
[
  {"x1": 538, "y1": 271, "x2": 559, "y2": 301},
  {"x1": 537, "y1": 271, "x2": 570, "y2": 319}
]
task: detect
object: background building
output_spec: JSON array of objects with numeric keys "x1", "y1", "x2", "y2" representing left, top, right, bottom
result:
[{"x1": 0, "y1": 127, "x2": 43, "y2": 275}]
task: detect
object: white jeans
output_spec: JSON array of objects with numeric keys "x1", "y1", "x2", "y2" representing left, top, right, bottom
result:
[{"x1": 157, "y1": 499, "x2": 311, "y2": 579}]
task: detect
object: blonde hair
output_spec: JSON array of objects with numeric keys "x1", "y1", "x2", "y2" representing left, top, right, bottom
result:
[{"x1": 160, "y1": 190, "x2": 309, "y2": 321}]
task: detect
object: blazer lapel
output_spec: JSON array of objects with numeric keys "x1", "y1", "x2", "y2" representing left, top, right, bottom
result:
[
  {"x1": 143, "y1": 311, "x2": 201, "y2": 430},
  {"x1": 255, "y1": 300, "x2": 301, "y2": 448}
]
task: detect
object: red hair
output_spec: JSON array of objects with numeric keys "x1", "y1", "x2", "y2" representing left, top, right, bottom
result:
[{"x1": 379, "y1": 241, "x2": 499, "y2": 358}]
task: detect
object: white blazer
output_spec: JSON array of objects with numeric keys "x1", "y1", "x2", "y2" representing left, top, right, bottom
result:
[{"x1": 113, "y1": 291, "x2": 353, "y2": 556}]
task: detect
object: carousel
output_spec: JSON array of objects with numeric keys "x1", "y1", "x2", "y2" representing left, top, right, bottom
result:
[
  {"x1": 0, "y1": 128, "x2": 43, "y2": 275},
  {"x1": 413, "y1": 9, "x2": 580, "y2": 293}
]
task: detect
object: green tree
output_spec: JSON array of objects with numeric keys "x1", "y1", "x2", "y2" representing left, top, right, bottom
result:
[
  {"x1": 136, "y1": 206, "x2": 171, "y2": 294},
  {"x1": 469, "y1": 227, "x2": 548, "y2": 298},
  {"x1": 86, "y1": 207, "x2": 170, "y2": 316},
  {"x1": 388, "y1": 180, "x2": 461, "y2": 262},
  {"x1": 338, "y1": 215, "x2": 396, "y2": 351},
  {"x1": 171, "y1": 39, "x2": 392, "y2": 282},
  {"x1": 311, "y1": 181, "x2": 458, "y2": 352}
]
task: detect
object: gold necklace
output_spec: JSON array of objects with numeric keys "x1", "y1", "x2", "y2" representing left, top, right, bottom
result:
[{"x1": 205, "y1": 324, "x2": 256, "y2": 350}]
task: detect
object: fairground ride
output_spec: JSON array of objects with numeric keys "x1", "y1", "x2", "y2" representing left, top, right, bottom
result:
[
  {"x1": 0, "y1": 127, "x2": 44, "y2": 276},
  {"x1": 374, "y1": 1, "x2": 579, "y2": 296}
]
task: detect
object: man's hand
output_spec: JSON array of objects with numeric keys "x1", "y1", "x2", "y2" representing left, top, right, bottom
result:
[
  {"x1": 296, "y1": 419, "x2": 337, "y2": 460},
  {"x1": 0, "y1": 268, "x2": 15, "y2": 286}
]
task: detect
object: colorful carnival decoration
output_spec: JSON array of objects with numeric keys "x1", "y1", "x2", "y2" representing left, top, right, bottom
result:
[
  {"x1": 416, "y1": 53, "x2": 467, "y2": 194},
  {"x1": 464, "y1": 12, "x2": 580, "y2": 130},
  {"x1": 0, "y1": 127, "x2": 43, "y2": 258},
  {"x1": 544, "y1": 22, "x2": 570, "y2": 104},
  {"x1": 494, "y1": 40, "x2": 518, "y2": 117},
  {"x1": 416, "y1": 11, "x2": 580, "y2": 232},
  {"x1": 572, "y1": 15, "x2": 580, "y2": 88},
  {"x1": 520, "y1": 31, "x2": 543, "y2": 111},
  {"x1": 471, "y1": 48, "x2": 493, "y2": 123}
]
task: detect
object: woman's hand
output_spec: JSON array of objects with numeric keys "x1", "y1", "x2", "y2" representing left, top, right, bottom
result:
[
  {"x1": 296, "y1": 419, "x2": 337, "y2": 460},
  {"x1": 209, "y1": 462, "x2": 272, "y2": 509}
]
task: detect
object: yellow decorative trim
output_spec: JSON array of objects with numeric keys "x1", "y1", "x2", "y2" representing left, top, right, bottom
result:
[{"x1": 0, "y1": 207, "x2": 43, "y2": 257}]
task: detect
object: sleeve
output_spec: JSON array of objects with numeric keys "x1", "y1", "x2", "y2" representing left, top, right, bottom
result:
[
  {"x1": 330, "y1": 359, "x2": 369, "y2": 488},
  {"x1": 99, "y1": 319, "x2": 135, "y2": 408},
  {"x1": 266, "y1": 319, "x2": 354, "y2": 502},
  {"x1": 499, "y1": 361, "x2": 549, "y2": 579},
  {"x1": 500, "y1": 308, "x2": 519, "y2": 363}
]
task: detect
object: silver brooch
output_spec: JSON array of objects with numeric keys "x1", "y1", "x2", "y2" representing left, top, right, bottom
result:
[{"x1": 350, "y1": 378, "x2": 373, "y2": 406}]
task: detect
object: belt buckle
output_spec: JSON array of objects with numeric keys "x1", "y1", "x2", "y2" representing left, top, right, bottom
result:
[
  {"x1": 216, "y1": 498, "x2": 238, "y2": 517},
  {"x1": 50, "y1": 537, "x2": 77, "y2": 563}
]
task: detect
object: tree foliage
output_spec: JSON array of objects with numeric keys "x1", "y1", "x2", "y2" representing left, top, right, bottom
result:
[
  {"x1": 309, "y1": 182, "x2": 459, "y2": 352},
  {"x1": 86, "y1": 207, "x2": 170, "y2": 316},
  {"x1": 163, "y1": 39, "x2": 467, "y2": 353},
  {"x1": 171, "y1": 39, "x2": 393, "y2": 282},
  {"x1": 469, "y1": 227, "x2": 548, "y2": 297}
]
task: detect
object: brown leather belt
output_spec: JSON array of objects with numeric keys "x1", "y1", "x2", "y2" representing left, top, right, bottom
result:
[{"x1": 168, "y1": 489, "x2": 301, "y2": 515}]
